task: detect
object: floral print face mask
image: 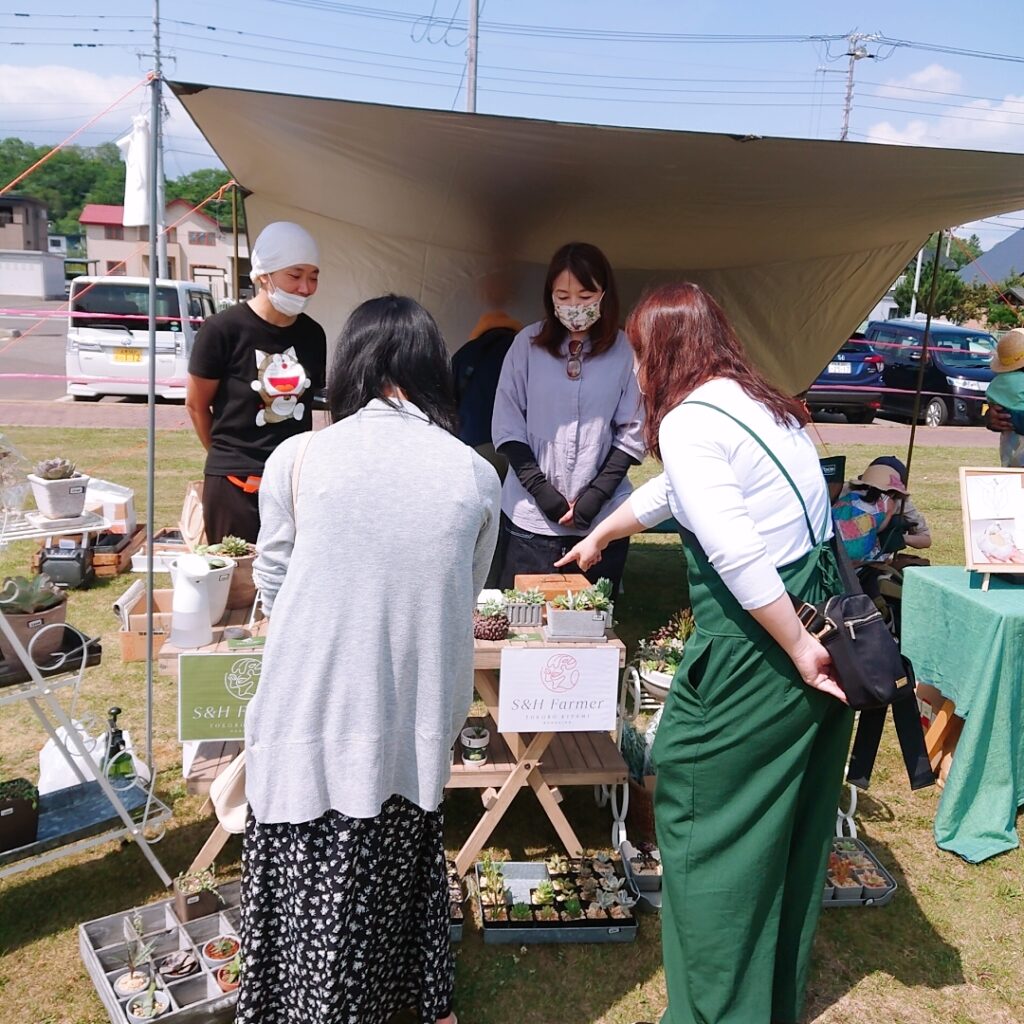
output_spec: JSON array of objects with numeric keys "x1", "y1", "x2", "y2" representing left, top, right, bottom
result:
[{"x1": 553, "y1": 295, "x2": 602, "y2": 333}]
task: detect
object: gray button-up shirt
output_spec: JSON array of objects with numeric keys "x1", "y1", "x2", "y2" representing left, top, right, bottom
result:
[{"x1": 492, "y1": 321, "x2": 646, "y2": 536}]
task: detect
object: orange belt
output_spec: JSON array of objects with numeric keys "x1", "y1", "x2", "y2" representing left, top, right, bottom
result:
[{"x1": 226, "y1": 474, "x2": 262, "y2": 494}]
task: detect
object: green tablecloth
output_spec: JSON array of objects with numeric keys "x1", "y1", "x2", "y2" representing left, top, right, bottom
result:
[{"x1": 902, "y1": 566, "x2": 1024, "y2": 862}]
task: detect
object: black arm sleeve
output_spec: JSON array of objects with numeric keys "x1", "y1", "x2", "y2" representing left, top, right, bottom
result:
[
  {"x1": 497, "y1": 441, "x2": 570, "y2": 522},
  {"x1": 571, "y1": 446, "x2": 640, "y2": 531}
]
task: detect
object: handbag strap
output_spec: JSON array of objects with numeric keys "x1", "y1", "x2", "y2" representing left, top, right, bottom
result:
[
  {"x1": 290, "y1": 432, "x2": 314, "y2": 525},
  {"x1": 681, "y1": 399, "x2": 830, "y2": 548}
]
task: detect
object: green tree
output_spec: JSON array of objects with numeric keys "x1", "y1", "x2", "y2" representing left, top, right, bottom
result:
[
  {"x1": 165, "y1": 168, "x2": 241, "y2": 230},
  {"x1": 894, "y1": 260, "x2": 966, "y2": 319}
]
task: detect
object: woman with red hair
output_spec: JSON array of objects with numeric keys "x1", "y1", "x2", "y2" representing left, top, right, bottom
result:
[{"x1": 558, "y1": 282, "x2": 852, "y2": 1024}]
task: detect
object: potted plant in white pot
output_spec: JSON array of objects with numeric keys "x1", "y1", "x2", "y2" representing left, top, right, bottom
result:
[
  {"x1": 635, "y1": 610, "x2": 694, "y2": 698},
  {"x1": 0, "y1": 574, "x2": 67, "y2": 667},
  {"x1": 125, "y1": 980, "x2": 170, "y2": 1022},
  {"x1": 501, "y1": 586, "x2": 545, "y2": 628},
  {"x1": 112, "y1": 914, "x2": 155, "y2": 1002},
  {"x1": 546, "y1": 578, "x2": 613, "y2": 638},
  {"x1": 27, "y1": 457, "x2": 90, "y2": 520},
  {"x1": 460, "y1": 725, "x2": 490, "y2": 766}
]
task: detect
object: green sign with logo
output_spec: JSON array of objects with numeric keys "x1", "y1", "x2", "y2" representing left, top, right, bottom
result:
[{"x1": 178, "y1": 652, "x2": 262, "y2": 741}]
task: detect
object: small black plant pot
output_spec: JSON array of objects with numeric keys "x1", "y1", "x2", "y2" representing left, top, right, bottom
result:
[{"x1": 0, "y1": 786, "x2": 39, "y2": 853}]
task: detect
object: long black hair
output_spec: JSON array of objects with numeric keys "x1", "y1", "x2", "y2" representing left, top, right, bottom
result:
[{"x1": 327, "y1": 294, "x2": 458, "y2": 434}]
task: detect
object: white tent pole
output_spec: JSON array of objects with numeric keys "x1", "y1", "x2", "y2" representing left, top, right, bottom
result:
[
  {"x1": 909, "y1": 245, "x2": 924, "y2": 317},
  {"x1": 466, "y1": 0, "x2": 478, "y2": 113},
  {"x1": 144, "y1": 0, "x2": 161, "y2": 788}
]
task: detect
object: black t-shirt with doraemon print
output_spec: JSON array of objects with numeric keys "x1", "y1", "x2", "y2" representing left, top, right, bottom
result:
[{"x1": 189, "y1": 301, "x2": 327, "y2": 477}]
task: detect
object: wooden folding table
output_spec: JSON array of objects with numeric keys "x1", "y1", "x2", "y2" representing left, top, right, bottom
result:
[{"x1": 448, "y1": 634, "x2": 628, "y2": 876}]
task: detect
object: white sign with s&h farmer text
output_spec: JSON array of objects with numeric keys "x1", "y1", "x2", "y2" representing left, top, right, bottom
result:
[{"x1": 498, "y1": 647, "x2": 620, "y2": 732}]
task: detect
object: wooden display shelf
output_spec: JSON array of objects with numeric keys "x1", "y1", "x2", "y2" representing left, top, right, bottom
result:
[
  {"x1": 449, "y1": 715, "x2": 626, "y2": 789},
  {"x1": 31, "y1": 524, "x2": 146, "y2": 578},
  {"x1": 185, "y1": 740, "x2": 243, "y2": 796},
  {"x1": 158, "y1": 611, "x2": 267, "y2": 676},
  {"x1": 474, "y1": 632, "x2": 627, "y2": 671}
]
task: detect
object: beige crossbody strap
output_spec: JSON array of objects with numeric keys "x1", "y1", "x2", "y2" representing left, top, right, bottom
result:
[{"x1": 290, "y1": 432, "x2": 314, "y2": 525}]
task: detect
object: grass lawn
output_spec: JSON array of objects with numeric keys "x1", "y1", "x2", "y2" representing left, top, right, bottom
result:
[{"x1": 1, "y1": 427, "x2": 1021, "y2": 1024}]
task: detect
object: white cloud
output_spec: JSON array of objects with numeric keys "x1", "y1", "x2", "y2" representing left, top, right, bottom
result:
[
  {"x1": 861, "y1": 64, "x2": 1024, "y2": 251},
  {"x1": 0, "y1": 64, "x2": 218, "y2": 171}
]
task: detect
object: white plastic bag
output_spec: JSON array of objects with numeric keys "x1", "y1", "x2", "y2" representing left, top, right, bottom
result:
[{"x1": 38, "y1": 719, "x2": 151, "y2": 794}]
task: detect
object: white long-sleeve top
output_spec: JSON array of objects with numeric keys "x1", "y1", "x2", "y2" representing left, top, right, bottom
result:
[{"x1": 630, "y1": 378, "x2": 832, "y2": 610}]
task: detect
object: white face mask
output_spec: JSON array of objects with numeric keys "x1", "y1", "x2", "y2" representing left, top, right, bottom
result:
[
  {"x1": 553, "y1": 296, "x2": 602, "y2": 333},
  {"x1": 265, "y1": 278, "x2": 309, "y2": 317}
]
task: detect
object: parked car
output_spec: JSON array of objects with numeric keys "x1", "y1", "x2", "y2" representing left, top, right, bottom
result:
[
  {"x1": 806, "y1": 336, "x2": 884, "y2": 424},
  {"x1": 865, "y1": 318, "x2": 996, "y2": 426},
  {"x1": 65, "y1": 276, "x2": 216, "y2": 401}
]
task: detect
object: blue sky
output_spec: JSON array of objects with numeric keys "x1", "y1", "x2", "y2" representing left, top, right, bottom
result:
[{"x1": 3, "y1": 1, "x2": 1023, "y2": 245}]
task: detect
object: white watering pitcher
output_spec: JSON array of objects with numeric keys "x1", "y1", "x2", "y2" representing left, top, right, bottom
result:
[
  {"x1": 169, "y1": 554, "x2": 216, "y2": 649},
  {"x1": 169, "y1": 556, "x2": 236, "y2": 625}
]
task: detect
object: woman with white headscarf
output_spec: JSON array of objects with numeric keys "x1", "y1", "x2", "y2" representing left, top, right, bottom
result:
[{"x1": 186, "y1": 221, "x2": 326, "y2": 543}]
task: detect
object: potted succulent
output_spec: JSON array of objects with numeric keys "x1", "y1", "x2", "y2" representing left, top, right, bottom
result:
[
  {"x1": 482, "y1": 904, "x2": 509, "y2": 925},
  {"x1": 473, "y1": 599, "x2": 510, "y2": 641},
  {"x1": 627, "y1": 842, "x2": 663, "y2": 891},
  {"x1": 585, "y1": 901, "x2": 609, "y2": 921},
  {"x1": 530, "y1": 880, "x2": 556, "y2": 907},
  {"x1": 509, "y1": 902, "x2": 533, "y2": 924},
  {"x1": 501, "y1": 586, "x2": 545, "y2": 628},
  {"x1": 591, "y1": 852, "x2": 617, "y2": 879},
  {"x1": 477, "y1": 851, "x2": 506, "y2": 907},
  {"x1": 215, "y1": 954, "x2": 242, "y2": 994},
  {"x1": 460, "y1": 725, "x2": 490, "y2": 766},
  {"x1": 826, "y1": 853, "x2": 862, "y2": 899},
  {"x1": 545, "y1": 853, "x2": 570, "y2": 876},
  {"x1": 534, "y1": 904, "x2": 559, "y2": 923},
  {"x1": 172, "y1": 865, "x2": 223, "y2": 922},
  {"x1": 0, "y1": 574, "x2": 67, "y2": 666},
  {"x1": 0, "y1": 777, "x2": 39, "y2": 853},
  {"x1": 155, "y1": 949, "x2": 199, "y2": 982},
  {"x1": 199, "y1": 535, "x2": 257, "y2": 611},
  {"x1": 113, "y1": 914, "x2": 155, "y2": 1001},
  {"x1": 201, "y1": 934, "x2": 241, "y2": 970},
  {"x1": 27, "y1": 457, "x2": 90, "y2": 520},
  {"x1": 858, "y1": 868, "x2": 891, "y2": 899},
  {"x1": 546, "y1": 578, "x2": 613, "y2": 638},
  {"x1": 635, "y1": 610, "x2": 694, "y2": 696},
  {"x1": 561, "y1": 896, "x2": 585, "y2": 922},
  {"x1": 606, "y1": 890, "x2": 638, "y2": 920},
  {"x1": 125, "y1": 980, "x2": 170, "y2": 1022}
]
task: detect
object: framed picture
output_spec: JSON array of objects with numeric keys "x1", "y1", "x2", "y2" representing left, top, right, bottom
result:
[{"x1": 959, "y1": 467, "x2": 1024, "y2": 573}]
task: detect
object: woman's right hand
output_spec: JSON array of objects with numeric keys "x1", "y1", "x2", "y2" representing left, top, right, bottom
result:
[
  {"x1": 555, "y1": 534, "x2": 606, "y2": 572},
  {"x1": 789, "y1": 633, "x2": 848, "y2": 704}
]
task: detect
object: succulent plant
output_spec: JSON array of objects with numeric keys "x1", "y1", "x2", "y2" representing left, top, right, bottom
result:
[
  {"x1": 510, "y1": 902, "x2": 533, "y2": 922},
  {"x1": 502, "y1": 586, "x2": 545, "y2": 605},
  {"x1": 531, "y1": 880, "x2": 556, "y2": 906},
  {"x1": 0, "y1": 574, "x2": 66, "y2": 614},
  {"x1": 175, "y1": 864, "x2": 222, "y2": 898},
  {"x1": 551, "y1": 577, "x2": 612, "y2": 611},
  {"x1": 33, "y1": 457, "x2": 77, "y2": 480},
  {"x1": 473, "y1": 600, "x2": 510, "y2": 641},
  {"x1": 0, "y1": 777, "x2": 38, "y2": 809},
  {"x1": 200, "y1": 535, "x2": 253, "y2": 558}
]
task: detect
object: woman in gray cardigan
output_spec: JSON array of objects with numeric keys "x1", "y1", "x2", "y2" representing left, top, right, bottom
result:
[{"x1": 238, "y1": 296, "x2": 500, "y2": 1024}]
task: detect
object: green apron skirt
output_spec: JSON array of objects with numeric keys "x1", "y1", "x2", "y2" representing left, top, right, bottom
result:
[{"x1": 652, "y1": 528, "x2": 853, "y2": 1024}]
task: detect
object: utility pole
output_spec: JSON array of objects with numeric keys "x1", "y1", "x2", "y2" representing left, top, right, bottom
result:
[
  {"x1": 466, "y1": 0, "x2": 478, "y2": 113},
  {"x1": 840, "y1": 32, "x2": 878, "y2": 142},
  {"x1": 152, "y1": 0, "x2": 167, "y2": 278}
]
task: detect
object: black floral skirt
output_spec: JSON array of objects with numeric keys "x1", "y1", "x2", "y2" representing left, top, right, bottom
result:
[{"x1": 235, "y1": 795, "x2": 453, "y2": 1024}]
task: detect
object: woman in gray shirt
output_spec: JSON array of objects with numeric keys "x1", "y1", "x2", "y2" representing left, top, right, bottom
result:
[
  {"x1": 239, "y1": 296, "x2": 499, "y2": 1024},
  {"x1": 491, "y1": 241, "x2": 645, "y2": 593}
]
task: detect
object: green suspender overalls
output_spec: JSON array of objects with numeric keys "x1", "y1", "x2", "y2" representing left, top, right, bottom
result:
[{"x1": 651, "y1": 402, "x2": 854, "y2": 1024}]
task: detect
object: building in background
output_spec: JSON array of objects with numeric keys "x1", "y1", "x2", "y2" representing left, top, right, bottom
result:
[
  {"x1": 79, "y1": 199, "x2": 250, "y2": 302},
  {"x1": 0, "y1": 194, "x2": 65, "y2": 298}
]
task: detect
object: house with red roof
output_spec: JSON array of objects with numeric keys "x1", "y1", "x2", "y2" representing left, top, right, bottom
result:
[{"x1": 79, "y1": 198, "x2": 249, "y2": 302}]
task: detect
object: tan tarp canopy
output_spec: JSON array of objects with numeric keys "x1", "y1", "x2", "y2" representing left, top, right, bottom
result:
[{"x1": 172, "y1": 81, "x2": 1024, "y2": 392}]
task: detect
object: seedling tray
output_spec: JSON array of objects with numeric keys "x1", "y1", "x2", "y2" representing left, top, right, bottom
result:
[
  {"x1": 823, "y1": 837, "x2": 898, "y2": 908},
  {"x1": 79, "y1": 881, "x2": 241, "y2": 1023},
  {"x1": 475, "y1": 860, "x2": 637, "y2": 944}
]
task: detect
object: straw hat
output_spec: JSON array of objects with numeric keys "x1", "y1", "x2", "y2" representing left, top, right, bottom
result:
[
  {"x1": 992, "y1": 328, "x2": 1024, "y2": 374},
  {"x1": 856, "y1": 464, "x2": 908, "y2": 495}
]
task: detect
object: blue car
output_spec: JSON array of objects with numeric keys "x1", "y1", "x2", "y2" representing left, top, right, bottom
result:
[{"x1": 806, "y1": 336, "x2": 884, "y2": 424}]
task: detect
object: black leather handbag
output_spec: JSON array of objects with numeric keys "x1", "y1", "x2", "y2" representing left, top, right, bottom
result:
[{"x1": 682, "y1": 400, "x2": 911, "y2": 712}]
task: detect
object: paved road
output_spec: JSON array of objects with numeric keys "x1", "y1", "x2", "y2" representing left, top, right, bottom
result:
[{"x1": 0, "y1": 293, "x2": 1001, "y2": 448}]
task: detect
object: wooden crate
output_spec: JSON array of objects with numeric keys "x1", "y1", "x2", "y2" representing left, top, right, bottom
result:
[
  {"x1": 32, "y1": 524, "x2": 146, "y2": 579},
  {"x1": 513, "y1": 573, "x2": 592, "y2": 602}
]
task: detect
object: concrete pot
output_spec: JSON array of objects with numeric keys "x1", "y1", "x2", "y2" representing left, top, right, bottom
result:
[{"x1": 28, "y1": 473, "x2": 89, "y2": 519}]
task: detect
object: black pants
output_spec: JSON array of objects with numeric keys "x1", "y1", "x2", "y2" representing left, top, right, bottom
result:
[
  {"x1": 203, "y1": 474, "x2": 260, "y2": 545},
  {"x1": 497, "y1": 513, "x2": 630, "y2": 596}
]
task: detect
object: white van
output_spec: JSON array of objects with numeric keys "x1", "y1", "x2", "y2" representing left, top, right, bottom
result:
[{"x1": 65, "y1": 276, "x2": 216, "y2": 401}]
